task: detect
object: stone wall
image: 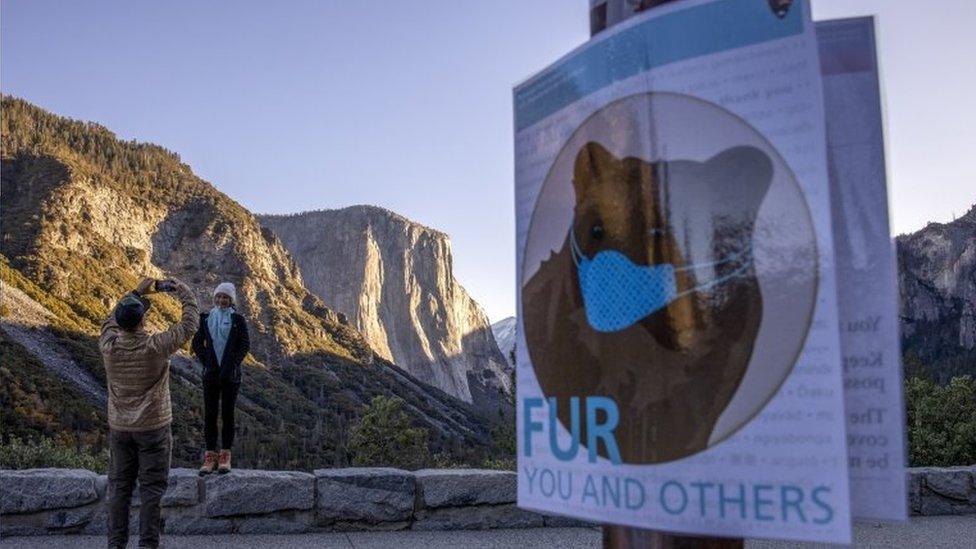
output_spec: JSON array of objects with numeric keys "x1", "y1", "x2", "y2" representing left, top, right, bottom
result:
[
  {"x1": 908, "y1": 466, "x2": 976, "y2": 516},
  {"x1": 0, "y1": 468, "x2": 586, "y2": 536},
  {"x1": 3, "y1": 466, "x2": 975, "y2": 536}
]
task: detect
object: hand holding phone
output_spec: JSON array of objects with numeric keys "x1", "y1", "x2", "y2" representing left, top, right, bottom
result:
[
  {"x1": 154, "y1": 279, "x2": 177, "y2": 292},
  {"x1": 135, "y1": 277, "x2": 155, "y2": 295}
]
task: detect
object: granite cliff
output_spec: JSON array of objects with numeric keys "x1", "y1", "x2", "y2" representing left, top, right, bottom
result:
[
  {"x1": 491, "y1": 317, "x2": 516, "y2": 369},
  {"x1": 259, "y1": 208, "x2": 513, "y2": 416},
  {"x1": 898, "y1": 204, "x2": 976, "y2": 381}
]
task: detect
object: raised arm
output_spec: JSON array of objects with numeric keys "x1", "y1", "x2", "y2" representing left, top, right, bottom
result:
[{"x1": 148, "y1": 278, "x2": 200, "y2": 357}]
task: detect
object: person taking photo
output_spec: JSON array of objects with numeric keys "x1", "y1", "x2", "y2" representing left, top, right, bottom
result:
[{"x1": 100, "y1": 277, "x2": 199, "y2": 549}]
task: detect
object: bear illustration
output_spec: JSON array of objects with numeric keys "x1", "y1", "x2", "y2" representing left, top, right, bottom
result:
[{"x1": 522, "y1": 141, "x2": 773, "y2": 463}]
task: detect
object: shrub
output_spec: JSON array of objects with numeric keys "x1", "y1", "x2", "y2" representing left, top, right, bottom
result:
[
  {"x1": 906, "y1": 375, "x2": 976, "y2": 467},
  {"x1": 0, "y1": 436, "x2": 108, "y2": 472},
  {"x1": 490, "y1": 419, "x2": 516, "y2": 457},
  {"x1": 348, "y1": 396, "x2": 430, "y2": 470},
  {"x1": 480, "y1": 457, "x2": 516, "y2": 471}
]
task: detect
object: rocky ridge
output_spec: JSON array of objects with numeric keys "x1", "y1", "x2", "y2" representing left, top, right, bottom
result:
[
  {"x1": 0, "y1": 97, "x2": 500, "y2": 468},
  {"x1": 259, "y1": 207, "x2": 512, "y2": 416},
  {"x1": 898, "y1": 204, "x2": 976, "y2": 380},
  {"x1": 490, "y1": 317, "x2": 516, "y2": 369}
]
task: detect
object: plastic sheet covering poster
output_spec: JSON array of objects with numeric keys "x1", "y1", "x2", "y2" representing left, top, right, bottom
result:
[
  {"x1": 818, "y1": 16, "x2": 907, "y2": 521},
  {"x1": 513, "y1": 0, "x2": 851, "y2": 542}
]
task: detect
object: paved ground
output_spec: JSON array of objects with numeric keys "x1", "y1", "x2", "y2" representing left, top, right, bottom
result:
[
  {"x1": 3, "y1": 517, "x2": 976, "y2": 548},
  {"x1": 750, "y1": 515, "x2": 976, "y2": 548}
]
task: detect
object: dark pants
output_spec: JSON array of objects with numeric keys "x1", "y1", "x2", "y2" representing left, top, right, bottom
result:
[
  {"x1": 204, "y1": 379, "x2": 240, "y2": 451},
  {"x1": 107, "y1": 425, "x2": 171, "y2": 549}
]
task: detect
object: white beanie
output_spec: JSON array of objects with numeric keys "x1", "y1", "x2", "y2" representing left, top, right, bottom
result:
[{"x1": 213, "y1": 282, "x2": 237, "y2": 304}]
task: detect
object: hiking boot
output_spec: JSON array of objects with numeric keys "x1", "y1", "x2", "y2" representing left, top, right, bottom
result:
[
  {"x1": 199, "y1": 451, "x2": 218, "y2": 476},
  {"x1": 218, "y1": 449, "x2": 232, "y2": 474}
]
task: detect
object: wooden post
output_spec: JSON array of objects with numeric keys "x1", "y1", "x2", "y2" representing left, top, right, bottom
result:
[
  {"x1": 601, "y1": 526, "x2": 743, "y2": 549},
  {"x1": 587, "y1": 1, "x2": 744, "y2": 546}
]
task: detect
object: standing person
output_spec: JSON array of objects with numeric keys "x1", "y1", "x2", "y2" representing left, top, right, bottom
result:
[
  {"x1": 100, "y1": 277, "x2": 199, "y2": 549},
  {"x1": 193, "y1": 281, "x2": 250, "y2": 475}
]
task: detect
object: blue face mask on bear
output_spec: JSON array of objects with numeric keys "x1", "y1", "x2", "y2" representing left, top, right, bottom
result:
[{"x1": 569, "y1": 228, "x2": 753, "y2": 332}]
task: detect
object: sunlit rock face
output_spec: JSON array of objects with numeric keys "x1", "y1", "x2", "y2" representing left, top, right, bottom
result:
[
  {"x1": 491, "y1": 317, "x2": 516, "y2": 369},
  {"x1": 260, "y1": 206, "x2": 513, "y2": 416}
]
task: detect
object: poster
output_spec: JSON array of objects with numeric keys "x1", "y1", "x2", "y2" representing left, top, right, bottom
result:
[
  {"x1": 818, "y1": 16, "x2": 908, "y2": 521},
  {"x1": 514, "y1": 0, "x2": 852, "y2": 542}
]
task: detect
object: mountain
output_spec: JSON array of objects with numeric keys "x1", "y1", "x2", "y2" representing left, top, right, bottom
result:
[
  {"x1": 0, "y1": 97, "x2": 502, "y2": 469},
  {"x1": 898, "y1": 204, "x2": 976, "y2": 381},
  {"x1": 491, "y1": 317, "x2": 516, "y2": 369},
  {"x1": 258, "y1": 207, "x2": 513, "y2": 417}
]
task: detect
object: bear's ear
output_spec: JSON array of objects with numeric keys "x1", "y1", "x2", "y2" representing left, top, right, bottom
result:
[
  {"x1": 573, "y1": 141, "x2": 615, "y2": 197},
  {"x1": 661, "y1": 146, "x2": 773, "y2": 255},
  {"x1": 703, "y1": 145, "x2": 773, "y2": 214}
]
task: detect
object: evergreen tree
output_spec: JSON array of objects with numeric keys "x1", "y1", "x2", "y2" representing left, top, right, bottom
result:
[{"x1": 348, "y1": 396, "x2": 430, "y2": 470}]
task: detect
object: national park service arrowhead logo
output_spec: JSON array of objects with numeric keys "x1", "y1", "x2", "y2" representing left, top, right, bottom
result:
[{"x1": 768, "y1": 0, "x2": 793, "y2": 19}]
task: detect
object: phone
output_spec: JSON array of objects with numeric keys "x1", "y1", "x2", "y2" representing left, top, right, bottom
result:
[{"x1": 154, "y1": 279, "x2": 177, "y2": 292}]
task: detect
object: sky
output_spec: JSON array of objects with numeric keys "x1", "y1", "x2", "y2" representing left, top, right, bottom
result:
[{"x1": 2, "y1": 1, "x2": 974, "y2": 323}]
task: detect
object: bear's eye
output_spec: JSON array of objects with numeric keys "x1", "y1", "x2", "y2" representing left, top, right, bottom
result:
[{"x1": 590, "y1": 225, "x2": 604, "y2": 240}]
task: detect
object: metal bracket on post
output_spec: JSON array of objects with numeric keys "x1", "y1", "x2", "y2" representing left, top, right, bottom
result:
[
  {"x1": 587, "y1": 1, "x2": 745, "y2": 547},
  {"x1": 590, "y1": 0, "x2": 658, "y2": 35}
]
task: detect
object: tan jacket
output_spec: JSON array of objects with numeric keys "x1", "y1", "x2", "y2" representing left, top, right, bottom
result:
[{"x1": 100, "y1": 279, "x2": 199, "y2": 432}]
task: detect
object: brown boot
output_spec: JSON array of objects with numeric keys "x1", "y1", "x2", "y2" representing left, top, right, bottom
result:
[
  {"x1": 218, "y1": 449, "x2": 232, "y2": 474},
  {"x1": 199, "y1": 451, "x2": 218, "y2": 476}
]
